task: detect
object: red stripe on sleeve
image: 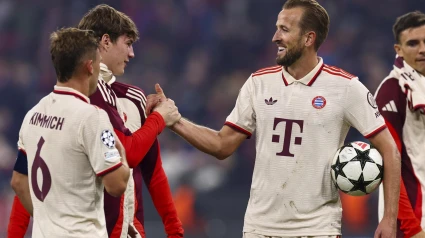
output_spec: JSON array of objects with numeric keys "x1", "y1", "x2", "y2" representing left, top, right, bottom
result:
[
  {"x1": 364, "y1": 125, "x2": 387, "y2": 139},
  {"x1": 7, "y1": 195, "x2": 30, "y2": 238},
  {"x1": 385, "y1": 119, "x2": 402, "y2": 153},
  {"x1": 96, "y1": 162, "x2": 122, "y2": 176},
  {"x1": 224, "y1": 122, "x2": 252, "y2": 138},
  {"x1": 114, "y1": 112, "x2": 165, "y2": 168}
]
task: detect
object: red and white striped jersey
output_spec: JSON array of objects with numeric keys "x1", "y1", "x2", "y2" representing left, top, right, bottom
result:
[
  {"x1": 376, "y1": 61, "x2": 425, "y2": 237},
  {"x1": 18, "y1": 86, "x2": 121, "y2": 238},
  {"x1": 225, "y1": 58, "x2": 386, "y2": 236}
]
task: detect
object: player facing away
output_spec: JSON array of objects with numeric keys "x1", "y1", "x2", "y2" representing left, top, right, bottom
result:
[
  {"x1": 78, "y1": 4, "x2": 183, "y2": 238},
  {"x1": 10, "y1": 28, "x2": 130, "y2": 238},
  {"x1": 376, "y1": 11, "x2": 425, "y2": 238},
  {"x1": 147, "y1": 0, "x2": 401, "y2": 237}
]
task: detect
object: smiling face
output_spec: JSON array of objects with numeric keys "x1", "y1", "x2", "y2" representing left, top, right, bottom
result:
[
  {"x1": 272, "y1": 7, "x2": 307, "y2": 67},
  {"x1": 101, "y1": 34, "x2": 135, "y2": 76},
  {"x1": 395, "y1": 25, "x2": 425, "y2": 75}
]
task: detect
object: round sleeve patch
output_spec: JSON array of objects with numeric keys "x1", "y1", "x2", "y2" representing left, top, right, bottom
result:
[{"x1": 101, "y1": 130, "x2": 115, "y2": 149}]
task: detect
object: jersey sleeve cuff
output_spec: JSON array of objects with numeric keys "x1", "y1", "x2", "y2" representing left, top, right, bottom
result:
[
  {"x1": 13, "y1": 149, "x2": 28, "y2": 175},
  {"x1": 224, "y1": 121, "x2": 252, "y2": 138},
  {"x1": 96, "y1": 162, "x2": 123, "y2": 176},
  {"x1": 364, "y1": 124, "x2": 387, "y2": 139}
]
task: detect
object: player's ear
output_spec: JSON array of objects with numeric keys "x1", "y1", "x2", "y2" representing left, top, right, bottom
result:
[
  {"x1": 394, "y1": 44, "x2": 403, "y2": 57},
  {"x1": 304, "y1": 31, "x2": 316, "y2": 48},
  {"x1": 100, "y1": 34, "x2": 111, "y2": 51},
  {"x1": 86, "y1": 60, "x2": 94, "y2": 75}
]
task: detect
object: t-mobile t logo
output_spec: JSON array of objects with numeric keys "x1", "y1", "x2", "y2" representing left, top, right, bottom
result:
[{"x1": 272, "y1": 117, "x2": 304, "y2": 157}]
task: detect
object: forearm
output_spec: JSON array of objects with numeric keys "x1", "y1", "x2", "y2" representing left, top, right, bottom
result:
[
  {"x1": 15, "y1": 189, "x2": 33, "y2": 216},
  {"x1": 171, "y1": 118, "x2": 225, "y2": 159},
  {"x1": 382, "y1": 146, "x2": 401, "y2": 220}
]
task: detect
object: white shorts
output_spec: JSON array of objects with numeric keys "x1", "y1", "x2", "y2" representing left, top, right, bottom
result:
[{"x1": 243, "y1": 233, "x2": 341, "y2": 238}]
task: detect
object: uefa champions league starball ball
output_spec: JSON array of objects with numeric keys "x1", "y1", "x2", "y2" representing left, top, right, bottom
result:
[{"x1": 331, "y1": 141, "x2": 383, "y2": 196}]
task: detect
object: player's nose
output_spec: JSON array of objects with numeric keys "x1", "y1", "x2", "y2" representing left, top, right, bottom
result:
[
  {"x1": 272, "y1": 30, "x2": 280, "y2": 43},
  {"x1": 128, "y1": 45, "x2": 135, "y2": 58}
]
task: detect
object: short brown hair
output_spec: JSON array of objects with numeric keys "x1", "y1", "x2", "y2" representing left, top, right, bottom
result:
[
  {"x1": 393, "y1": 11, "x2": 425, "y2": 43},
  {"x1": 50, "y1": 28, "x2": 99, "y2": 83},
  {"x1": 283, "y1": 0, "x2": 330, "y2": 51},
  {"x1": 78, "y1": 4, "x2": 139, "y2": 43}
]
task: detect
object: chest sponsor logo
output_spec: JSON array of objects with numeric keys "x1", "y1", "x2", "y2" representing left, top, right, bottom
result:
[{"x1": 312, "y1": 96, "x2": 326, "y2": 109}]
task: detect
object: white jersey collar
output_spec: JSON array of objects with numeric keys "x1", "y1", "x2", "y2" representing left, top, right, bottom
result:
[
  {"x1": 53, "y1": 85, "x2": 90, "y2": 103},
  {"x1": 100, "y1": 63, "x2": 116, "y2": 85},
  {"x1": 282, "y1": 57, "x2": 324, "y2": 86}
]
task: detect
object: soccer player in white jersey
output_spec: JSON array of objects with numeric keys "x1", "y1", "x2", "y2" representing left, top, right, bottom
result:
[
  {"x1": 10, "y1": 28, "x2": 130, "y2": 238},
  {"x1": 375, "y1": 11, "x2": 425, "y2": 238},
  {"x1": 147, "y1": 0, "x2": 401, "y2": 237}
]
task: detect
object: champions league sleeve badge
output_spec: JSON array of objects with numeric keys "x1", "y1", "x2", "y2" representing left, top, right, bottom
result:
[
  {"x1": 101, "y1": 130, "x2": 116, "y2": 149},
  {"x1": 367, "y1": 92, "x2": 378, "y2": 109}
]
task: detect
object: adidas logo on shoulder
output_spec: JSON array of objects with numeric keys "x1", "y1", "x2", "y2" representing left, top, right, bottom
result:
[{"x1": 382, "y1": 100, "x2": 398, "y2": 112}]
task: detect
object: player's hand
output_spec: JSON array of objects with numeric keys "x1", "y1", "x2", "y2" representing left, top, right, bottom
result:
[
  {"x1": 153, "y1": 98, "x2": 181, "y2": 126},
  {"x1": 127, "y1": 224, "x2": 140, "y2": 238},
  {"x1": 146, "y1": 83, "x2": 167, "y2": 114},
  {"x1": 374, "y1": 217, "x2": 396, "y2": 238},
  {"x1": 411, "y1": 230, "x2": 425, "y2": 238}
]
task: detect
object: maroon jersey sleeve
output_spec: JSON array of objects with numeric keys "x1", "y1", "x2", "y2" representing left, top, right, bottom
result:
[{"x1": 375, "y1": 78, "x2": 422, "y2": 237}]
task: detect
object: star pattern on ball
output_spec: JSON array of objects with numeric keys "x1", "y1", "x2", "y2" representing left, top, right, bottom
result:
[
  {"x1": 349, "y1": 148, "x2": 375, "y2": 170},
  {"x1": 331, "y1": 155, "x2": 348, "y2": 180},
  {"x1": 347, "y1": 173, "x2": 374, "y2": 194}
]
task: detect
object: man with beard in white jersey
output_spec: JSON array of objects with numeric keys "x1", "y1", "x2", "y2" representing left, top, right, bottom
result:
[
  {"x1": 147, "y1": 0, "x2": 401, "y2": 237},
  {"x1": 9, "y1": 28, "x2": 130, "y2": 238}
]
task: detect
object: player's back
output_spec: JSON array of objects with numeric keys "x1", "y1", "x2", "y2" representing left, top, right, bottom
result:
[{"x1": 19, "y1": 86, "x2": 110, "y2": 238}]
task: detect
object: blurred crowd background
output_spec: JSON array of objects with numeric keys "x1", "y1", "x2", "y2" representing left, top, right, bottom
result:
[{"x1": 1, "y1": 0, "x2": 424, "y2": 237}]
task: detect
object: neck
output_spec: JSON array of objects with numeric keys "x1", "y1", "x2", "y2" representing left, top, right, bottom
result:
[
  {"x1": 286, "y1": 51, "x2": 319, "y2": 80},
  {"x1": 100, "y1": 61, "x2": 114, "y2": 83},
  {"x1": 56, "y1": 77, "x2": 89, "y2": 97}
]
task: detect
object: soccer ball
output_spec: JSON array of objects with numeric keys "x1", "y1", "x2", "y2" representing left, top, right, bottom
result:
[{"x1": 331, "y1": 141, "x2": 383, "y2": 196}]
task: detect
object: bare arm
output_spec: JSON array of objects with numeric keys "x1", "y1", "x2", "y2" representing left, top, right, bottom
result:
[
  {"x1": 171, "y1": 118, "x2": 247, "y2": 160},
  {"x1": 369, "y1": 128, "x2": 401, "y2": 237},
  {"x1": 10, "y1": 171, "x2": 33, "y2": 216}
]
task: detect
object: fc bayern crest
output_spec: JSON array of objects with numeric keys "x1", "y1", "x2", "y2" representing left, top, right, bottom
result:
[
  {"x1": 101, "y1": 130, "x2": 115, "y2": 149},
  {"x1": 312, "y1": 96, "x2": 326, "y2": 109}
]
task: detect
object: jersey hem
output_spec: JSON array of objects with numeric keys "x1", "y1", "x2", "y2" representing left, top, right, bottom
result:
[{"x1": 242, "y1": 226, "x2": 341, "y2": 237}]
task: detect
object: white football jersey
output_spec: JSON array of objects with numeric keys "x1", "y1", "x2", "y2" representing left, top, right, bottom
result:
[
  {"x1": 18, "y1": 86, "x2": 122, "y2": 238},
  {"x1": 225, "y1": 58, "x2": 385, "y2": 236}
]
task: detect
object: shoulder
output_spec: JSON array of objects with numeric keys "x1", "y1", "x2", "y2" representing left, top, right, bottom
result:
[
  {"x1": 111, "y1": 81, "x2": 146, "y2": 99},
  {"x1": 252, "y1": 65, "x2": 282, "y2": 78},
  {"x1": 375, "y1": 77, "x2": 403, "y2": 97},
  {"x1": 321, "y1": 64, "x2": 357, "y2": 80}
]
